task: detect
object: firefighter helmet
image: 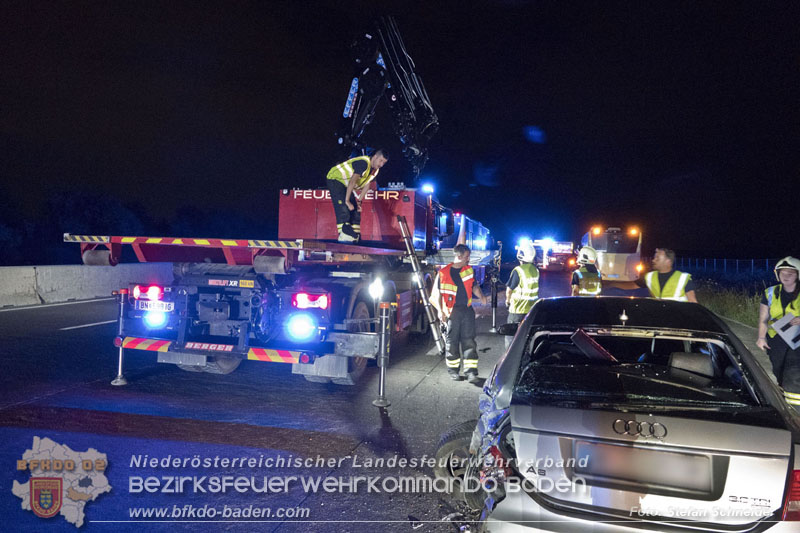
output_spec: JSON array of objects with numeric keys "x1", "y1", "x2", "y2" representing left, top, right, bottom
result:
[
  {"x1": 774, "y1": 256, "x2": 800, "y2": 281},
  {"x1": 577, "y1": 246, "x2": 597, "y2": 266},
  {"x1": 517, "y1": 241, "x2": 536, "y2": 263}
]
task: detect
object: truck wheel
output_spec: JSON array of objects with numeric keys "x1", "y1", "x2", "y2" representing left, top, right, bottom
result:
[
  {"x1": 201, "y1": 354, "x2": 242, "y2": 375},
  {"x1": 176, "y1": 364, "x2": 204, "y2": 373},
  {"x1": 331, "y1": 300, "x2": 370, "y2": 386},
  {"x1": 434, "y1": 419, "x2": 479, "y2": 502}
]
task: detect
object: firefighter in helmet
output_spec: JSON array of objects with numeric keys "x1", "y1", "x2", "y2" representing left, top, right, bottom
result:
[
  {"x1": 571, "y1": 246, "x2": 602, "y2": 296},
  {"x1": 505, "y1": 240, "x2": 540, "y2": 327},
  {"x1": 757, "y1": 256, "x2": 800, "y2": 408}
]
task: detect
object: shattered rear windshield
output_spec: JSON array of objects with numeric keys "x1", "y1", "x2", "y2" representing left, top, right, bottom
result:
[{"x1": 514, "y1": 333, "x2": 758, "y2": 407}]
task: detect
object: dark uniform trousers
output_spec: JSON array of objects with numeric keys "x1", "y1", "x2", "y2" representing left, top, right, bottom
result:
[
  {"x1": 327, "y1": 179, "x2": 360, "y2": 238},
  {"x1": 445, "y1": 306, "x2": 478, "y2": 373},
  {"x1": 770, "y1": 335, "x2": 800, "y2": 389}
]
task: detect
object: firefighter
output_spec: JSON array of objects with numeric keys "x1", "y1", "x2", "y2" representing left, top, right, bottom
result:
[
  {"x1": 431, "y1": 244, "x2": 487, "y2": 383},
  {"x1": 641, "y1": 248, "x2": 698, "y2": 302},
  {"x1": 571, "y1": 246, "x2": 601, "y2": 296},
  {"x1": 757, "y1": 257, "x2": 800, "y2": 405},
  {"x1": 326, "y1": 149, "x2": 388, "y2": 242},
  {"x1": 504, "y1": 240, "x2": 539, "y2": 348}
]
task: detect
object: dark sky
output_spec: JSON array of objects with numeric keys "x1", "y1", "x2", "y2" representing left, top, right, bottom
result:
[{"x1": 2, "y1": 1, "x2": 798, "y2": 256}]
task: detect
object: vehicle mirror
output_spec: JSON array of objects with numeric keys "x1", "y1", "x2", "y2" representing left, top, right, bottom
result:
[{"x1": 497, "y1": 322, "x2": 518, "y2": 336}]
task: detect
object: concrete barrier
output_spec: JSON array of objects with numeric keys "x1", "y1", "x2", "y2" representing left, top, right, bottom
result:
[
  {"x1": 0, "y1": 263, "x2": 174, "y2": 307},
  {"x1": 0, "y1": 267, "x2": 40, "y2": 307}
]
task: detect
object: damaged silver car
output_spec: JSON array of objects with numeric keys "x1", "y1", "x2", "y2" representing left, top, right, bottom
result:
[{"x1": 435, "y1": 297, "x2": 800, "y2": 532}]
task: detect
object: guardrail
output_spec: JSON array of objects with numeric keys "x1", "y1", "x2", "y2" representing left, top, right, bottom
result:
[
  {"x1": 0, "y1": 263, "x2": 173, "y2": 307},
  {"x1": 678, "y1": 257, "x2": 781, "y2": 275}
]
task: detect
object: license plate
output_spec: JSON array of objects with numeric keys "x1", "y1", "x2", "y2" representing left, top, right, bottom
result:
[
  {"x1": 135, "y1": 300, "x2": 174, "y2": 312},
  {"x1": 605, "y1": 274, "x2": 619, "y2": 279}
]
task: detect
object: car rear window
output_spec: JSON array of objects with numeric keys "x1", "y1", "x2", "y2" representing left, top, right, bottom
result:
[{"x1": 515, "y1": 333, "x2": 758, "y2": 407}]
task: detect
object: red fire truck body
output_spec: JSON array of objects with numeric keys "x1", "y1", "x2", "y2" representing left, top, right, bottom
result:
[{"x1": 66, "y1": 189, "x2": 493, "y2": 385}]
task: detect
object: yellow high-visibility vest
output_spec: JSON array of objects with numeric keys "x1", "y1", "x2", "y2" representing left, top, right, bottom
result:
[
  {"x1": 508, "y1": 264, "x2": 539, "y2": 314},
  {"x1": 644, "y1": 270, "x2": 691, "y2": 302},
  {"x1": 765, "y1": 284, "x2": 800, "y2": 338},
  {"x1": 326, "y1": 156, "x2": 378, "y2": 189},
  {"x1": 575, "y1": 266, "x2": 601, "y2": 296}
]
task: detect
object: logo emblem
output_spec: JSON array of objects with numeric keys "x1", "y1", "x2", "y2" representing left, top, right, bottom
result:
[
  {"x1": 31, "y1": 478, "x2": 62, "y2": 518},
  {"x1": 612, "y1": 419, "x2": 667, "y2": 439}
]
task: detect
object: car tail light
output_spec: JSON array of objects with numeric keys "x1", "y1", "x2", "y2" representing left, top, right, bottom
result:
[
  {"x1": 113, "y1": 336, "x2": 123, "y2": 347},
  {"x1": 132, "y1": 285, "x2": 163, "y2": 300},
  {"x1": 568, "y1": 258, "x2": 576, "y2": 266},
  {"x1": 783, "y1": 470, "x2": 800, "y2": 520},
  {"x1": 292, "y1": 292, "x2": 329, "y2": 310},
  {"x1": 480, "y1": 445, "x2": 513, "y2": 484},
  {"x1": 636, "y1": 263, "x2": 644, "y2": 272},
  {"x1": 629, "y1": 227, "x2": 638, "y2": 236},
  {"x1": 592, "y1": 226, "x2": 602, "y2": 236}
]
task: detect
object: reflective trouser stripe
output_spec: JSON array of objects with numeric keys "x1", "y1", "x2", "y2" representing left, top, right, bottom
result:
[
  {"x1": 445, "y1": 358, "x2": 461, "y2": 368},
  {"x1": 462, "y1": 359, "x2": 478, "y2": 369}
]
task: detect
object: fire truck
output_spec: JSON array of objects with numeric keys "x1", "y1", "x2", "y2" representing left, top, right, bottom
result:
[{"x1": 64, "y1": 18, "x2": 496, "y2": 385}]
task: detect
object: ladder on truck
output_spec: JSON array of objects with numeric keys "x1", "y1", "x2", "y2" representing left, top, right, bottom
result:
[{"x1": 396, "y1": 215, "x2": 446, "y2": 356}]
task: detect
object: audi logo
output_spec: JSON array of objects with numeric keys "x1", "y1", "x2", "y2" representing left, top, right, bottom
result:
[{"x1": 612, "y1": 419, "x2": 667, "y2": 439}]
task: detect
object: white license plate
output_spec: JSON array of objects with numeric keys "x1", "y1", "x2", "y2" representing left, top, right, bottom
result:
[{"x1": 135, "y1": 300, "x2": 174, "y2": 312}]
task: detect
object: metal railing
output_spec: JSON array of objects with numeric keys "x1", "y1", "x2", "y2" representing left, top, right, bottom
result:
[{"x1": 678, "y1": 257, "x2": 781, "y2": 275}]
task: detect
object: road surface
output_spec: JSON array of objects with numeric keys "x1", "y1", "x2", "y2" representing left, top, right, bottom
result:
[{"x1": 0, "y1": 270, "x2": 568, "y2": 531}]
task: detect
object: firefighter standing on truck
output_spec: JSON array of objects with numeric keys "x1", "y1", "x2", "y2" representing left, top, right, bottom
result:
[
  {"x1": 505, "y1": 240, "x2": 539, "y2": 347},
  {"x1": 326, "y1": 149, "x2": 388, "y2": 242},
  {"x1": 431, "y1": 244, "x2": 487, "y2": 383},
  {"x1": 757, "y1": 256, "x2": 800, "y2": 408},
  {"x1": 571, "y1": 246, "x2": 602, "y2": 296}
]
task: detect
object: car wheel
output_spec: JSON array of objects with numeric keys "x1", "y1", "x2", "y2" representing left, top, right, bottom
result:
[{"x1": 434, "y1": 419, "x2": 478, "y2": 500}]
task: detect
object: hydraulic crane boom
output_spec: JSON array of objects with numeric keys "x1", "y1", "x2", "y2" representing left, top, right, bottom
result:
[{"x1": 337, "y1": 16, "x2": 438, "y2": 177}]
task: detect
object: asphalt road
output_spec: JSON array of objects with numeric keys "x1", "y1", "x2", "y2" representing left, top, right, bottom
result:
[{"x1": 0, "y1": 269, "x2": 572, "y2": 532}]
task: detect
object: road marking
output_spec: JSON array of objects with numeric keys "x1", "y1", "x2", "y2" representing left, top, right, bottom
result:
[
  {"x1": 59, "y1": 320, "x2": 117, "y2": 331},
  {"x1": 0, "y1": 297, "x2": 114, "y2": 313}
]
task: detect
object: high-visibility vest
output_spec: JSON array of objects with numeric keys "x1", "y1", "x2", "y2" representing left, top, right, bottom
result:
[
  {"x1": 644, "y1": 270, "x2": 691, "y2": 301},
  {"x1": 438, "y1": 264, "x2": 475, "y2": 309},
  {"x1": 764, "y1": 284, "x2": 800, "y2": 338},
  {"x1": 574, "y1": 266, "x2": 601, "y2": 296},
  {"x1": 508, "y1": 263, "x2": 539, "y2": 314},
  {"x1": 326, "y1": 156, "x2": 379, "y2": 189}
]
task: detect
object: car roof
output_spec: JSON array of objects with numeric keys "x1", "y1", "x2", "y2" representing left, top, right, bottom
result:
[{"x1": 528, "y1": 297, "x2": 725, "y2": 334}]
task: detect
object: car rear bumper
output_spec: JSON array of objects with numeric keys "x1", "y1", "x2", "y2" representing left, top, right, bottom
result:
[{"x1": 484, "y1": 490, "x2": 789, "y2": 533}]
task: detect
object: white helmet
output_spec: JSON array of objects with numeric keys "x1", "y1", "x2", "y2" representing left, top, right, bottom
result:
[
  {"x1": 577, "y1": 246, "x2": 597, "y2": 265},
  {"x1": 517, "y1": 241, "x2": 536, "y2": 263},
  {"x1": 774, "y1": 256, "x2": 800, "y2": 281}
]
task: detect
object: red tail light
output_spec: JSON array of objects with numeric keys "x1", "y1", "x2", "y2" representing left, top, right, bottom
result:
[
  {"x1": 292, "y1": 292, "x2": 329, "y2": 310},
  {"x1": 783, "y1": 470, "x2": 800, "y2": 520},
  {"x1": 132, "y1": 285, "x2": 163, "y2": 300}
]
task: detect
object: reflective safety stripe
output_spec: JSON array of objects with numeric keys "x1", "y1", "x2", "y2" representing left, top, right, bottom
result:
[
  {"x1": 445, "y1": 358, "x2": 461, "y2": 368},
  {"x1": 508, "y1": 264, "x2": 539, "y2": 314},
  {"x1": 438, "y1": 266, "x2": 475, "y2": 309},
  {"x1": 645, "y1": 271, "x2": 690, "y2": 302},
  {"x1": 462, "y1": 359, "x2": 478, "y2": 369},
  {"x1": 784, "y1": 390, "x2": 800, "y2": 406},
  {"x1": 326, "y1": 156, "x2": 377, "y2": 189},
  {"x1": 575, "y1": 267, "x2": 602, "y2": 295},
  {"x1": 765, "y1": 285, "x2": 800, "y2": 338}
]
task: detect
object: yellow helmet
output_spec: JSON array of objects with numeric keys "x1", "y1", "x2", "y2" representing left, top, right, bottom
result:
[{"x1": 774, "y1": 256, "x2": 800, "y2": 281}]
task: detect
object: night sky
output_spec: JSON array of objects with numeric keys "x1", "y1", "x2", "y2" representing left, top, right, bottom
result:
[{"x1": 2, "y1": 1, "x2": 798, "y2": 259}]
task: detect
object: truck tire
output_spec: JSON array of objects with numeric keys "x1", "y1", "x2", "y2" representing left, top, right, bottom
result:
[
  {"x1": 433, "y1": 419, "x2": 479, "y2": 502},
  {"x1": 330, "y1": 300, "x2": 370, "y2": 386},
  {"x1": 201, "y1": 354, "x2": 242, "y2": 374},
  {"x1": 176, "y1": 355, "x2": 241, "y2": 375}
]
